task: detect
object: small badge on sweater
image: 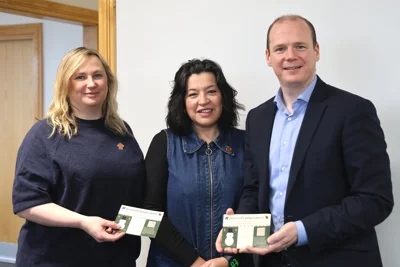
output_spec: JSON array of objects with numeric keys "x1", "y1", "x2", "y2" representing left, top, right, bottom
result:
[
  {"x1": 117, "y1": 143, "x2": 125, "y2": 150},
  {"x1": 226, "y1": 146, "x2": 232, "y2": 153}
]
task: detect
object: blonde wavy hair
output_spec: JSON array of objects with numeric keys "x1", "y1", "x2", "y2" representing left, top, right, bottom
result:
[{"x1": 46, "y1": 47, "x2": 128, "y2": 138}]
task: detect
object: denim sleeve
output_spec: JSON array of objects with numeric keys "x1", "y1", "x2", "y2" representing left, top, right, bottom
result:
[{"x1": 295, "y1": 220, "x2": 309, "y2": 246}]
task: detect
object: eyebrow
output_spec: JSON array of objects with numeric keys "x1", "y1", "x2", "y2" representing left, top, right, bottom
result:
[
  {"x1": 187, "y1": 85, "x2": 216, "y2": 91},
  {"x1": 74, "y1": 70, "x2": 104, "y2": 76},
  {"x1": 272, "y1": 42, "x2": 308, "y2": 49},
  {"x1": 293, "y1": 42, "x2": 307, "y2": 46}
]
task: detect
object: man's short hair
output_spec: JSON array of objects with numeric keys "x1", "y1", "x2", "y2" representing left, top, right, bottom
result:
[{"x1": 266, "y1": 15, "x2": 318, "y2": 51}]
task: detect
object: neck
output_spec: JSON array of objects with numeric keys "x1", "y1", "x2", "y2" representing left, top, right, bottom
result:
[
  {"x1": 193, "y1": 124, "x2": 219, "y2": 144},
  {"x1": 281, "y1": 74, "x2": 315, "y2": 113},
  {"x1": 280, "y1": 88, "x2": 302, "y2": 114},
  {"x1": 72, "y1": 106, "x2": 102, "y2": 120}
]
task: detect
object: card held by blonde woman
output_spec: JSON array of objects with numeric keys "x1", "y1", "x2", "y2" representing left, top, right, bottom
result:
[
  {"x1": 115, "y1": 205, "x2": 164, "y2": 238},
  {"x1": 222, "y1": 214, "x2": 271, "y2": 249}
]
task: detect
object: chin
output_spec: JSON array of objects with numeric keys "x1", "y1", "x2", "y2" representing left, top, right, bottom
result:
[
  {"x1": 284, "y1": 78, "x2": 305, "y2": 85},
  {"x1": 196, "y1": 121, "x2": 219, "y2": 128},
  {"x1": 83, "y1": 101, "x2": 102, "y2": 107}
]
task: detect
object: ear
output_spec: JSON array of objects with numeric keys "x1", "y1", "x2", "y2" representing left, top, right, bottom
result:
[
  {"x1": 314, "y1": 43, "x2": 320, "y2": 62},
  {"x1": 265, "y1": 49, "x2": 272, "y2": 67}
]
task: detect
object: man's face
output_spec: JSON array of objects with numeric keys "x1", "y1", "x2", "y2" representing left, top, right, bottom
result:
[{"x1": 266, "y1": 19, "x2": 320, "y2": 91}]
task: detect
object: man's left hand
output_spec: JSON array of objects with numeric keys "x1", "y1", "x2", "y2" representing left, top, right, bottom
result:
[{"x1": 240, "y1": 221, "x2": 298, "y2": 255}]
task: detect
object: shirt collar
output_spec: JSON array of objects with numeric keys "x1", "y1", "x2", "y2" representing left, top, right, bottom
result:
[{"x1": 273, "y1": 75, "x2": 317, "y2": 110}]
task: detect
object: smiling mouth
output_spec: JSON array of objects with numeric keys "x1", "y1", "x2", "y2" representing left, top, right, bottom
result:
[
  {"x1": 198, "y1": 109, "x2": 212, "y2": 113},
  {"x1": 284, "y1": 66, "x2": 302, "y2": 70}
]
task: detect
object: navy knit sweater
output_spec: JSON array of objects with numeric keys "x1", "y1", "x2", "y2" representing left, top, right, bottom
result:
[{"x1": 12, "y1": 118, "x2": 145, "y2": 267}]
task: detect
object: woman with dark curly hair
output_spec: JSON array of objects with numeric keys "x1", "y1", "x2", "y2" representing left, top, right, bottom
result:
[{"x1": 144, "y1": 59, "x2": 253, "y2": 267}]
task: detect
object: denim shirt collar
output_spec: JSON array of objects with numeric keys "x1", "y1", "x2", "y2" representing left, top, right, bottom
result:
[{"x1": 182, "y1": 128, "x2": 235, "y2": 156}]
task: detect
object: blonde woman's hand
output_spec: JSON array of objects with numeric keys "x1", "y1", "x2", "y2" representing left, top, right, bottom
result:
[{"x1": 80, "y1": 216, "x2": 125, "y2": 242}]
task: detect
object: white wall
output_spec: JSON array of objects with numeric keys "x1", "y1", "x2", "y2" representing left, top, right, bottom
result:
[
  {"x1": 0, "y1": 12, "x2": 83, "y2": 115},
  {"x1": 116, "y1": 1, "x2": 400, "y2": 266}
]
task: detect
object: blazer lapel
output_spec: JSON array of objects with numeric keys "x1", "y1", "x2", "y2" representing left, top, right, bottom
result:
[
  {"x1": 285, "y1": 78, "x2": 330, "y2": 204},
  {"x1": 257, "y1": 100, "x2": 277, "y2": 212}
]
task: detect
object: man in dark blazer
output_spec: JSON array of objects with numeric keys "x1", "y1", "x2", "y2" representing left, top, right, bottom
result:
[{"x1": 217, "y1": 15, "x2": 393, "y2": 267}]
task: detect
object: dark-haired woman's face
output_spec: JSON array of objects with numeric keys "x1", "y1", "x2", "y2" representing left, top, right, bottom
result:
[{"x1": 185, "y1": 72, "x2": 222, "y2": 131}]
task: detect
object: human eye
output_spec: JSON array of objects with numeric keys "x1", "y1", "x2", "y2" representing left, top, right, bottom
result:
[
  {"x1": 75, "y1": 75, "x2": 86, "y2": 80},
  {"x1": 275, "y1": 47, "x2": 285, "y2": 53},
  {"x1": 296, "y1": 45, "x2": 306, "y2": 50},
  {"x1": 94, "y1": 73, "x2": 103, "y2": 79},
  {"x1": 188, "y1": 92, "x2": 197, "y2": 98}
]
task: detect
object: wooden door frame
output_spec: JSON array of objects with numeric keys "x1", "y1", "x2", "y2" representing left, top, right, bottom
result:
[
  {"x1": 0, "y1": 0, "x2": 116, "y2": 73},
  {"x1": 98, "y1": 0, "x2": 116, "y2": 74}
]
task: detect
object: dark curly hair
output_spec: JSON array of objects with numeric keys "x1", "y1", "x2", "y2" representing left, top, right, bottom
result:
[{"x1": 166, "y1": 59, "x2": 244, "y2": 136}]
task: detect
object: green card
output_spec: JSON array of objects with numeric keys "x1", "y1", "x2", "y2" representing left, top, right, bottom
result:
[
  {"x1": 221, "y1": 214, "x2": 271, "y2": 249},
  {"x1": 114, "y1": 205, "x2": 164, "y2": 238}
]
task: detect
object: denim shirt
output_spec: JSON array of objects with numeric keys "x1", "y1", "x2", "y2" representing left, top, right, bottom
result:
[{"x1": 148, "y1": 128, "x2": 245, "y2": 266}]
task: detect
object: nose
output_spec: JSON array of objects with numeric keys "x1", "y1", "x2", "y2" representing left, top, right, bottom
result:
[
  {"x1": 285, "y1": 47, "x2": 296, "y2": 60},
  {"x1": 199, "y1": 92, "x2": 210, "y2": 105},
  {"x1": 87, "y1": 76, "x2": 95, "y2": 87}
]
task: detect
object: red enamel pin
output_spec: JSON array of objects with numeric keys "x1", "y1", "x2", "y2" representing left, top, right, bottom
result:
[
  {"x1": 226, "y1": 146, "x2": 232, "y2": 153},
  {"x1": 117, "y1": 143, "x2": 125, "y2": 150}
]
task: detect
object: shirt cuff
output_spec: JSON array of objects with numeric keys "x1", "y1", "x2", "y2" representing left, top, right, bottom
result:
[{"x1": 294, "y1": 220, "x2": 308, "y2": 246}]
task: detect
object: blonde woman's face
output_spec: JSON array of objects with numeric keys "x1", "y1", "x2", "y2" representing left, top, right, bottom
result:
[{"x1": 69, "y1": 56, "x2": 108, "y2": 112}]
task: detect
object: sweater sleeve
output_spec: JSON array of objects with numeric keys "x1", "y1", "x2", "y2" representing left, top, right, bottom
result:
[
  {"x1": 12, "y1": 120, "x2": 58, "y2": 214},
  {"x1": 144, "y1": 130, "x2": 199, "y2": 267}
]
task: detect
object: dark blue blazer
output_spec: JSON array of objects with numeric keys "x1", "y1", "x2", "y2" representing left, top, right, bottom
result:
[{"x1": 237, "y1": 76, "x2": 393, "y2": 267}]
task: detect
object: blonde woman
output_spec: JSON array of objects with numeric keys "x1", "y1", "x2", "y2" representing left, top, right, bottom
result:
[{"x1": 12, "y1": 47, "x2": 144, "y2": 267}]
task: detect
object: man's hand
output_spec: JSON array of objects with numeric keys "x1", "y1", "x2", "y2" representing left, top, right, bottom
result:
[
  {"x1": 216, "y1": 208, "x2": 239, "y2": 254},
  {"x1": 216, "y1": 210, "x2": 298, "y2": 255},
  {"x1": 200, "y1": 257, "x2": 229, "y2": 267},
  {"x1": 240, "y1": 221, "x2": 298, "y2": 255}
]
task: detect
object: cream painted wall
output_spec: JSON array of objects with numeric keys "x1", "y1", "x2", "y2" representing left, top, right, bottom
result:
[{"x1": 50, "y1": 0, "x2": 98, "y2": 11}]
